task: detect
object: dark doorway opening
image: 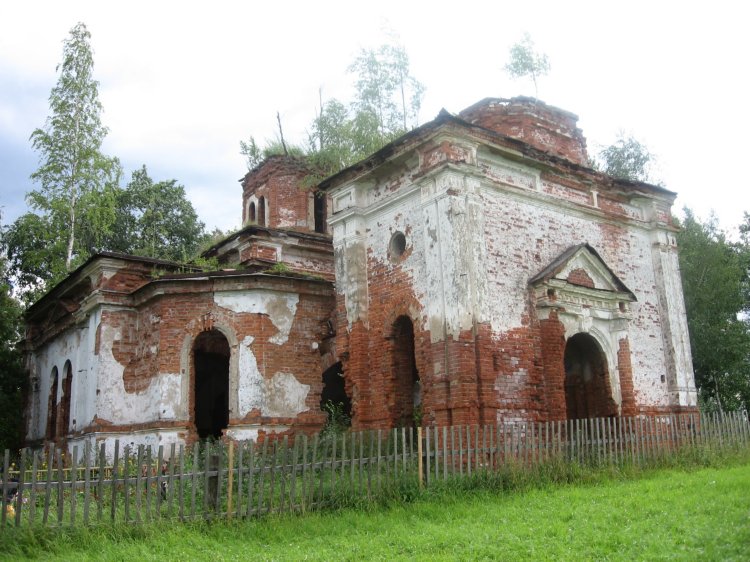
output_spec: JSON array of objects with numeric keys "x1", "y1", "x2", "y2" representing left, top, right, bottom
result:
[
  {"x1": 193, "y1": 330, "x2": 230, "y2": 439},
  {"x1": 564, "y1": 333, "x2": 616, "y2": 419},
  {"x1": 314, "y1": 192, "x2": 327, "y2": 234},
  {"x1": 391, "y1": 316, "x2": 420, "y2": 427},
  {"x1": 320, "y1": 362, "x2": 351, "y2": 426}
]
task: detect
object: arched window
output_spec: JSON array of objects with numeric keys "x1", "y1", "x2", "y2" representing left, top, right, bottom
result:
[
  {"x1": 248, "y1": 201, "x2": 257, "y2": 224},
  {"x1": 258, "y1": 196, "x2": 266, "y2": 226},
  {"x1": 60, "y1": 361, "x2": 73, "y2": 436},
  {"x1": 46, "y1": 367, "x2": 59, "y2": 441}
]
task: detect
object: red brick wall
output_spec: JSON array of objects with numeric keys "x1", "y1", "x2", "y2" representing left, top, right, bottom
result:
[
  {"x1": 618, "y1": 337, "x2": 637, "y2": 416},
  {"x1": 337, "y1": 244, "x2": 554, "y2": 429},
  {"x1": 459, "y1": 97, "x2": 588, "y2": 165},
  {"x1": 567, "y1": 268, "x2": 595, "y2": 288},
  {"x1": 99, "y1": 275, "x2": 335, "y2": 438},
  {"x1": 241, "y1": 156, "x2": 317, "y2": 231},
  {"x1": 539, "y1": 311, "x2": 567, "y2": 420}
]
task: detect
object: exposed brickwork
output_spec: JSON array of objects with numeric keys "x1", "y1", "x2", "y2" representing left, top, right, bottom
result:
[
  {"x1": 241, "y1": 244, "x2": 277, "y2": 263},
  {"x1": 618, "y1": 337, "x2": 637, "y2": 416},
  {"x1": 23, "y1": 97, "x2": 699, "y2": 455},
  {"x1": 418, "y1": 139, "x2": 473, "y2": 173},
  {"x1": 241, "y1": 156, "x2": 326, "y2": 233},
  {"x1": 109, "y1": 276, "x2": 336, "y2": 438},
  {"x1": 329, "y1": 96, "x2": 698, "y2": 433},
  {"x1": 459, "y1": 97, "x2": 588, "y2": 165},
  {"x1": 567, "y1": 268, "x2": 595, "y2": 288},
  {"x1": 539, "y1": 311, "x2": 567, "y2": 420}
]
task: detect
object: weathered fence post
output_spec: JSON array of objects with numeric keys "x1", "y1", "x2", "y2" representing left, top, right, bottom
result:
[
  {"x1": 417, "y1": 426, "x2": 423, "y2": 488},
  {"x1": 227, "y1": 441, "x2": 234, "y2": 520},
  {"x1": 15, "y1": 448, "x2": 26, "y2": 527},
  {"x1": 207, "y1": 450, "x2": 220, "y2": 513}
]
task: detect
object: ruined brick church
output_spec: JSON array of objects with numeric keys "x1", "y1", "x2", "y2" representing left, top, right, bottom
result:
[{"x1": 23, "y1": 97, "x2": 698, "y2": 452}]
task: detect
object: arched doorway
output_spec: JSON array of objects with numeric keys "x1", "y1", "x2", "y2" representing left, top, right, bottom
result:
[
  {"x1": 320, "y1": 362, "x2": 351, "y2": 427},
  {"x1": 564, "y1": 333, "x2": 616, "y2": 419},
  {"x1": 193, "y1": 330, "x2": 230, "y2": 439},
  {"x1": 391, "y1": 316, "x2": 420, "y2": 427}
]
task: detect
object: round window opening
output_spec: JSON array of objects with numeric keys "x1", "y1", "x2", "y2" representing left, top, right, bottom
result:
[{"x1": 389, "y1": 231, "x2": 407, "y2": 261}]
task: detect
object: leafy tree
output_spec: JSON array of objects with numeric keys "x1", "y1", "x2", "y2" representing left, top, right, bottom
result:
[
  {"x1": 677, "y1": 209, "x2": 750, "y2": 412},
  {"x1": 240, "y1": 42, "x2": 424, "y2": 183},
  {"x1": 0, "y1": 233, "x2": 26, "y2": 451},
  {"x1": 28, "y1": 22, "x2": 121, "y2": 269},
  {"x1": 305, "y1": 43, "x2": 424, "y2": 182},
  {"x1": 349, "y1": 44, "x2": 424, "y2": 141},
  {"x1": 505, "y1": 33, "x2": 550, "y2": 97},
  {"x1": 6, "y1": 22, "x2": 121, "y2": 300},
  {"x1": 598, "y1": 133, "x2": 656, "y2": 183},
  {"x1": 3, "y1": 212, "x2": 65, "y2": 304},
  {"x1": 307, "y1": 99, "x2": 361, "y2": 178},
  {"x1": 740, "y1": 212, "x2": 750, "y2": 310},
  {"x1": 240, "y1": 137, "x2": 263, "y2": 170},
  {"x1": 107, "y1": 166, "x2": 207, "y2": 262}
]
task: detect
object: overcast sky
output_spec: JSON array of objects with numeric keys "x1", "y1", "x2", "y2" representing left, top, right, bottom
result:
[{"x1": 1, "y1": 1, "x2": 748, "y2": 236}]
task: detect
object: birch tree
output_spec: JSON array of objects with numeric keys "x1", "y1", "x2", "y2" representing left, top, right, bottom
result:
[
  {"x1": 26, "y1": 22, "x2": 120, "y2": 270},
  {"x1": 505, "y1": 33, "x2": 550, "y2": 97},
  {"x1": 5, "y1": 22, "x2": 120, "y2": 301}
]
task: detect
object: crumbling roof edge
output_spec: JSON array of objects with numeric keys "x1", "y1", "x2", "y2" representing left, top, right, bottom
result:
[
  {"x1": 238, "y1": 154, "x2": 311, "y2": 186},
  {"x1": 317, "y1": 106, "x2": 675, "y2": 199},
  {"x1": 25, "y1": 251, "x2": 196, "y2": 318},
  {"x1": 201, "y1": 224, "x2": 332, "y2": 257},
  {"x1": 458, "y1": 96, "x2": 581, "y2": 121},
  {"x1": 317, "y1": 110, "x2": 455, "y2": 190}
]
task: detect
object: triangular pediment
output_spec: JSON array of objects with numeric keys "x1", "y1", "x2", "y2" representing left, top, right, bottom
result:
[{"x1": 529, "y1": 244, "x2": 636, "y2": 301}]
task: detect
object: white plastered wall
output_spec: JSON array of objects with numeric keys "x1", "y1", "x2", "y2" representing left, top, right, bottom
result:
[
  {"x1": 477, "y1": 151, "x2": 696, "y2": 409},
  {"x1": 328, "y1": 141, "x2": 697, "y2": 412},
  {"x1": 26, "y1": 310, "x2": 99, "y2": 441}
]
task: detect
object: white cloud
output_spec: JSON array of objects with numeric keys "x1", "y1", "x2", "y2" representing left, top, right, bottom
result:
[{"x1": 1, "y1": 0, "x2": 748, "y2": 233}]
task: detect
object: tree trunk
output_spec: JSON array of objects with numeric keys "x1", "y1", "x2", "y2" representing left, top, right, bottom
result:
[{"x1": 65, "y1": 195, "x2": 76, "y2": 270}]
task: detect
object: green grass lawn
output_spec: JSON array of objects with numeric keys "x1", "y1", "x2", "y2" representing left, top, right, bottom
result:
[{"x1": 4, "y1": 463, "x2": 750, "y2": 561}]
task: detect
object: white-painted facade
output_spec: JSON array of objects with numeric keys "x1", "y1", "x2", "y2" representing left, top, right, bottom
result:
[{"x1": 327, "y1": 113, "x2": 697, "y2": 419}]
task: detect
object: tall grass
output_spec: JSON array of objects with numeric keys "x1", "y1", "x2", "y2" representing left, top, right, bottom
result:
[{"x1": 3, "y1": 449, "x2": 749, "y2": 561}]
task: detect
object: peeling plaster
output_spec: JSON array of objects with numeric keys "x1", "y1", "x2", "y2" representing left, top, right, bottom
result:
[
  {"x1": 238, "y1": 335, "x2": 310, "y2": 418},
  {"x1": 330, "y1": 144, "x2": 696, "y2": 412},
  {"x1": 97, "y1": 323, "x2": 181, "y2": 424},
  {"x1": 238, "y1": 335, "x2": 264, "y2": 415},
  {"x1": 264, "y1": 372, "x2": 310, "y2": 418},
  {"x1": 214, "y1": 290, "x2": 298, "y2": 344}
]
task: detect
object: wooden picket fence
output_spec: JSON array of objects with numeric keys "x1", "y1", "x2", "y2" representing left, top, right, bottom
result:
[{"x1": 1, "y1": 411, "x2": 748, "y2": 530}]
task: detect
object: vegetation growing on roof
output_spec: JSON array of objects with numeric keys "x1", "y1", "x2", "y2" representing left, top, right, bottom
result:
[{"x1": 240, "y1": 41, "x2": 425, "y2": 185}]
